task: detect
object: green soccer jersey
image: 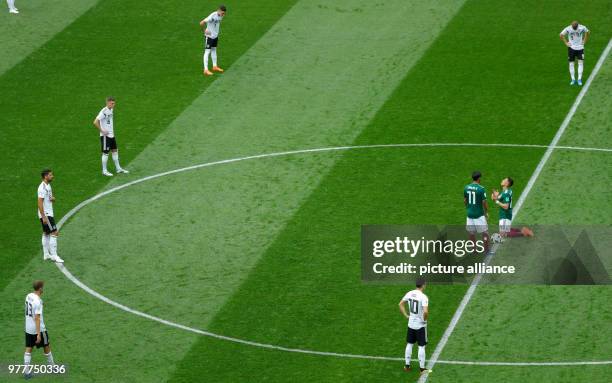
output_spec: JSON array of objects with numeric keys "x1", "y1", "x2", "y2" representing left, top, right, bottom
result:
[
  {"x1": 464, "y1": 183, "x2": 487, "y2": 219},
  {"x1": 498, "y1": 188, "x2": 513, "y2": 220}
]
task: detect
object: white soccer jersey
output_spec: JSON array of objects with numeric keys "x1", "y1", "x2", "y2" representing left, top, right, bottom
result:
[
  {"x1": 205, "y1": 11, "x2": 223, "y2": 39},
  {"x1": 561, "y1": 24, "x2": 589, "y2": 50},
  {"x1": 37, "y1": 181, "x2": 53, "y2": 218},
  {"x1": 96, "y1": 106, "x2": 114, "y2": 138},
  {"x1": 25, "y1": 293, "x2": 45, "y2": 334},
  {"x1": 402, "y1": 289, "x2": 429, "y2": 330}
]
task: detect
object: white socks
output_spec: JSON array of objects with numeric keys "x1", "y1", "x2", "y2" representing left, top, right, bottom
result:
[
  {"x1": 211, "y1": 47, "x2": 217, "y2": 67},
  {"x1": 24, "y1": 351, "x2": 55, "y2": 372},
  {"x1": 49, "y1": 235, "x2": 58, "y2": 256},
  {"x1": 103, "y1": 152, "x2": 123, "y2": 171},
  {"x1": 405, "y1": 343, "x2": 413, "y2": 365},
  {"x1": 7, "y1": 0, "x2": 16, "y2": 11},
  {"x1": 569, "y1": 61, "x2": 584, "y2": 80},
  {"x1": 102, "y1": 153, "x2": 109, "y2": 172},
  {"x1": 44, "y1": 352, "x2": 55, "y2": 365},
  {"x1": 42, "y1": 234, "x2": 50, "y2": 258},
  {"x1": 112, "y1": 151, "x2": 122, "y2": 170},
  {"x1": 418, "y1": 346, "x2": 426, "y2": 369},
  {"x1": 203, "y1": 49, "x2": 210, "y2": 70}
]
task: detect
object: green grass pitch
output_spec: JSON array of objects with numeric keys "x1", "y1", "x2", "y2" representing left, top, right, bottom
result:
[{"x1": 0, "y1": 0, "x2": 610, "y2": 382}]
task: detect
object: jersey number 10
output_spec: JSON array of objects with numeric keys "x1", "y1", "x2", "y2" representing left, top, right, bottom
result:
[{"x1": 408, "y1": 298, "x2": 419, "y2": 314}]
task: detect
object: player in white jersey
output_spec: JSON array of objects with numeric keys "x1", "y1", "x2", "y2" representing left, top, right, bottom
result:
[
  {"x1": 200, "y1": 5, "x2": 227, "y2": 76},
  {"x1": 93, "y1": 96, "x2": 129, "y2": 176},
  {"x1": 399, "y1": 279, "x2": 429, "y2": 374},
  {"x1": 37, "y1": 169, "x2": 63, "y2": 263},
  {"x1": 6, "y1": 0, "x2": 18, "y2": 14},
  {"x1": 560, "y1": 21, "x2": 590, "y2": 86},
  {"x1": 24, "y1": 281, "x2": 56, "y2": 379}
]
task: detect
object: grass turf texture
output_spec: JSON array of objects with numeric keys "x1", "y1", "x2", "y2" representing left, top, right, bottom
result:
[
  {"x1": 0, "y1": 0, "x2": 299, "y2": 290},
  {"x1": 432, "y1": 52, "x2": 612, "y2": 383},
  {"x1": 0, "y1": 0, "x2": 99, "y2": 76},
  {"x1": 0, "y1": 1, "x2": 611, "y2": 383},
  {"x1": 169, "y1": 1, "x2": 612, "y2": 382},
  {"x1": 54, "y1": 0, "x2": 464, "y2": 333}
]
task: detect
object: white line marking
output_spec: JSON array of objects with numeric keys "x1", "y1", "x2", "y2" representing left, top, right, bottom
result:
[
  {"x1": 54, "y1": 263, "x2": 612, "y2": 367},
  {"x1": 419, "y1": 38, "x2": 612, "y2": 381},
  {"x1": 52, "y1": 142, "x2": 612, "y2": 367}
]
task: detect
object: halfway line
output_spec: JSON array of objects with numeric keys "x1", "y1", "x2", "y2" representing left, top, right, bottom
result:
[{"x1": 418, "y1": 38, "x2": 612, "y2": 382}]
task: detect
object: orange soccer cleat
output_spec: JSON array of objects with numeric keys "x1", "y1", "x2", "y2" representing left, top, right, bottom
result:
[
  {"x1": 212, "y1": 66, "x2": 224, "y2": 73},
  {"x1": 203, "y1": 69, "x2": 213, "y2": 76}
]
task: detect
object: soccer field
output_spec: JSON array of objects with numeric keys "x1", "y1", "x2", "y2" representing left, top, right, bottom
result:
[{"x1": 1, "y1": 1, "x2": 611, "y2": 382}]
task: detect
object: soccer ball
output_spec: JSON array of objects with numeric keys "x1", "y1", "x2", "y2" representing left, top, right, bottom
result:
[{"x1": 491, "y1": 233, "x2": 504, "y2": 244}]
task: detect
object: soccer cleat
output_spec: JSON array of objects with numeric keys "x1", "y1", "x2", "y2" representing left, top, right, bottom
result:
[
  {"x1": 102, "y1": 170, "x2": 113, "y2": 177},
  {"x1": 203, "y1": 69, "x2": 213, "y2": 76},
  {"x1": 403, "y1": 365, "x2": 412, "y2": 372},
  {"x1": 24, "y1": 372, "x2": 33, "y2": 380},
  {"x1": 212, "y1": 66, "x2": 224, "y2": 73},
  {"x1": 420, "y1": 368, "x2": 428, "y2": 375},
  {"x1": 116, "y1": 168, "x2": 129, "y2": 174},
  {"x1": 43, "y1": 253, "x2": 52, "y2": 261},
  {"x1": 9, "y1": 9, "x2": 19, "y2": 14},
  {"x1": 577, "y1": 79, "x2": 583, "y2": 86},
  {"x1": 521, "y1": 227, "x2": 534, "y2": 237},
  {"x1": 52, "y1": 255, "x2": 64, "y2": 263},
  {"x1": 491, "y1": 233, "x2": 504, "y2": 244},
  {"x1": 570, "y1": 80, "x2": 576, "y2": 85}
]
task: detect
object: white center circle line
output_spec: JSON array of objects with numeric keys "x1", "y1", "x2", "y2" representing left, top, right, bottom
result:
[{"x1": 54, "y1": 143, "x2": 612, "y2": 366}]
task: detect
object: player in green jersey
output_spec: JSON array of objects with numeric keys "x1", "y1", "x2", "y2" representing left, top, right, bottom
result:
[
  {"x1": 491, "y1": 177, "x2": 533, "y2": 240},
  {"x1": 464, "y1": 171, "x2": 489, "y2": 252}
]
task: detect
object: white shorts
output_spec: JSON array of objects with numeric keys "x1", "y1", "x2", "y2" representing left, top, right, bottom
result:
[
  {"x1": 466, "y1": 216, "x2": 488, "y2": 234},
  {"x1": 499, "y1": 219, "x2": 512, "y2": 233}
]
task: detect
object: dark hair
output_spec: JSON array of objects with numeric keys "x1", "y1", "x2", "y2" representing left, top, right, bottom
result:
[
  {"x1": 506, "y1": 177, "x2": 514, "y2": 187},
  {"x1": 219, "y1": 4, "x2": 226, "y2": 11},
  {"x1": 106, "y1": 96, "x2": 115, "y2": 102},
  {"x1": 41, "y1": 169, "x2": 52, "y2": 179},
  {"x1": 33, "y1": 280, "x2": 44, "y2": 291},
  {"x1": 416, "y1": 279, "x2": 426, "y2": 288},
  {"x1": 471, "y1": 171, "x2": 481, "y2": 181}
]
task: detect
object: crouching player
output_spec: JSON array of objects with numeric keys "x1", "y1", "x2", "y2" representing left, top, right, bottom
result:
[{"x1": 491, "y1": 177, "x2": 533, "y2": 240}]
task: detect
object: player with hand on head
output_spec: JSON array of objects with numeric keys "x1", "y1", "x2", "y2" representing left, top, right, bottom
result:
[
  {"x1": 38, "y1": 169, "x2": 63, "y2": 263},
  {"x1": 200, "y1": 5, "x2": 227, "y2": 76},
  {"x1": 24, "y1": 281, "x2": 57, "y2": 380},
  {"x1": 93, "y1": 97, "x2": 128, "y2": 176},
  {"x1": 399, "y1": 279, "x2": 429, "y2": 375},
  {"x1": 491, "y1": 177, "x2": 533, "y2": 241},
  {"x1": 560, "y1": 21, "x2": 590, "y2": 86},
  {"x1": 464, "y1": 171, "x2": 490, "y2": 253}
]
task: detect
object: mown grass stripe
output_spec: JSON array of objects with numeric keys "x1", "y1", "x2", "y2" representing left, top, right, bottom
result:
[
  {"x1": 57, "y1": 0, "x2": 464, "y2": 339},
  {"x1": 172, "y1": 1, "x2": 611, "y2": 382},
  {"x1": 0, "y1": 0, "x2": 99, "y2": 76},
  {"x1": 0, "y1": 0, "x2": 299, "y2": 291}
]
